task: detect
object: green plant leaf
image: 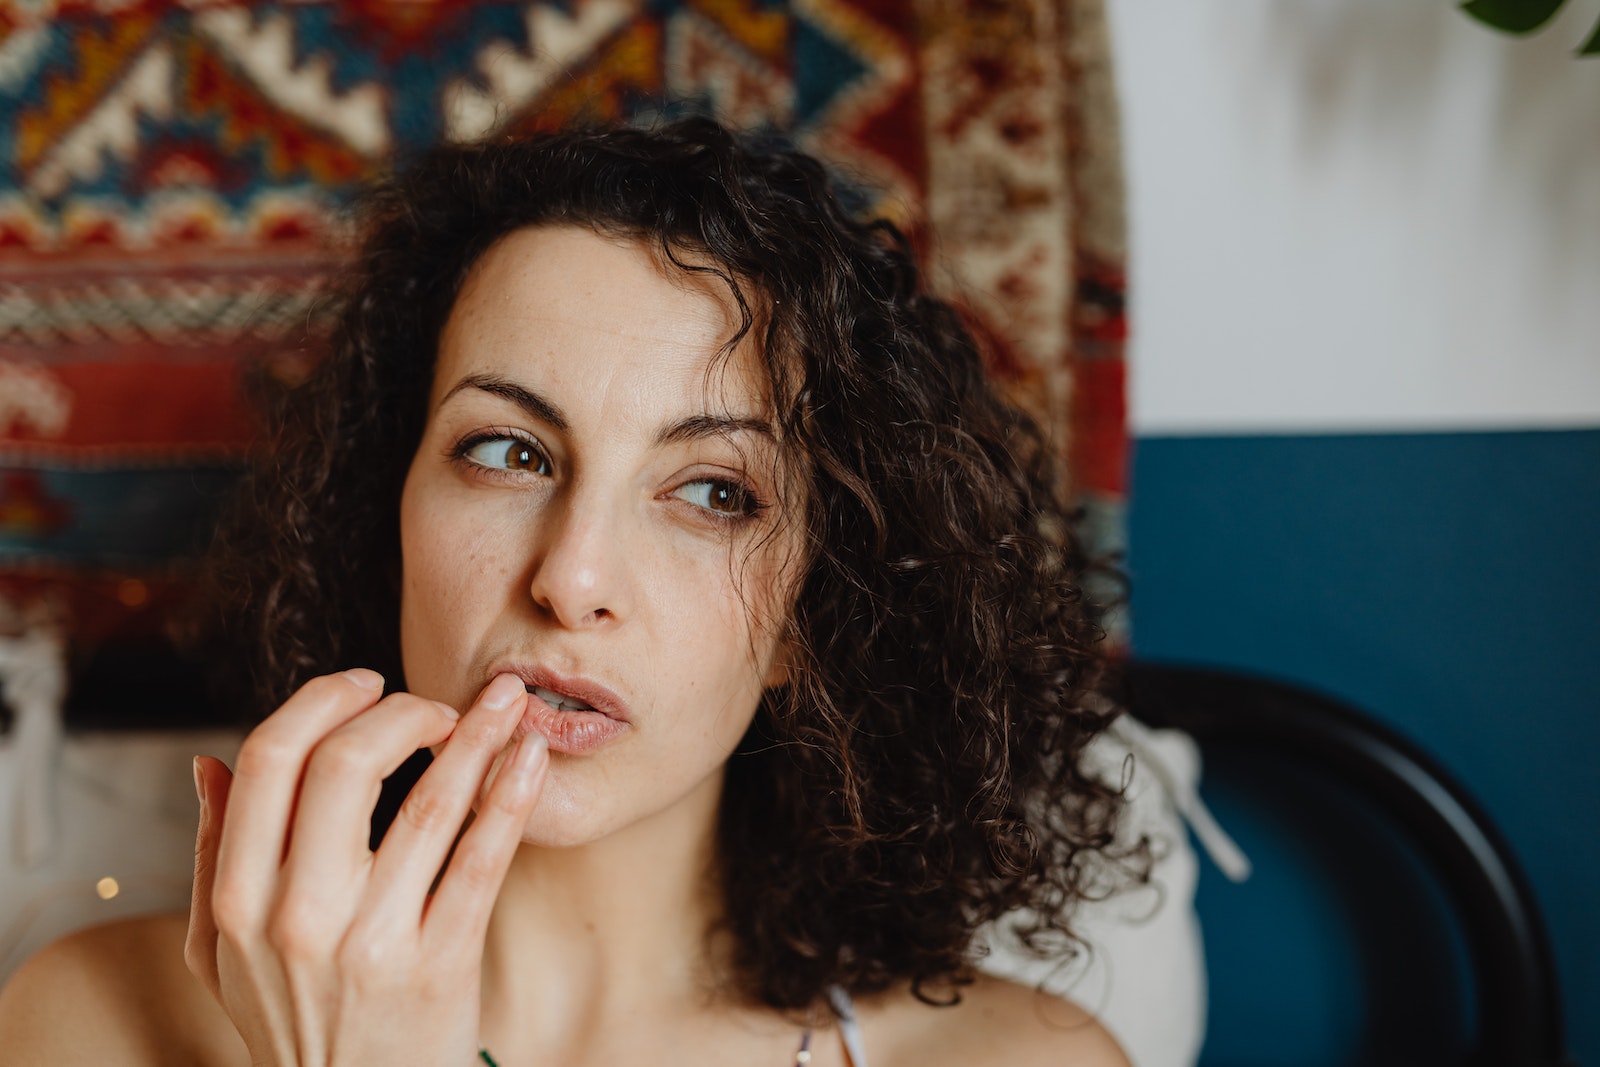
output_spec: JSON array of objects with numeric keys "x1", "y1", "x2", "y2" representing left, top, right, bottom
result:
[
  {"x1": 1460, "y1": 0, "x2": 1566, "y2": 34},
  {"x1": 1581, "y1": 15, "x2": 1600, "y2": 53}
]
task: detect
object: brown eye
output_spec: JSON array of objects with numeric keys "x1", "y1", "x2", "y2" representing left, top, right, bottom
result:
[
  {"x1": 674, "y1": 478, "x2": 756, "y2": 517},
  {"x1": 463, "y1": 436, "x2": 550, "y2": 475}
]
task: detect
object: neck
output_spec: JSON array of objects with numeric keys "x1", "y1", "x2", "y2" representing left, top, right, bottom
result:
[{"x1": 478, "y1": 767, "x2": 733, "y2": 1055}]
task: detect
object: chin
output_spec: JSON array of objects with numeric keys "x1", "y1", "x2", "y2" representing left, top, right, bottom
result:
[
  {"x1": 508, "y1": 756, "x2": 729, "y2": 852},
  {"x1": 515, "y1": 794, "x2": 609, "y2": 848},
  {"x1": 507, "y1": 767, "x2": 641, "y2": 849}
]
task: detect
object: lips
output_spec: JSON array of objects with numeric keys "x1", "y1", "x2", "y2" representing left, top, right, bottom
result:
[{"x1": 488, "y1": 662, "x2": 632, "y2": 754}]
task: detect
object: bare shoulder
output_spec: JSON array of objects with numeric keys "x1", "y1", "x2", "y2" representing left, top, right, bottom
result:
[
  {"x1": 863, "y1": 972, "x2": 1131, "y2": 1067},
  {"x1": 0, "y1": 912, "x2": 243, "y2": 1067}
]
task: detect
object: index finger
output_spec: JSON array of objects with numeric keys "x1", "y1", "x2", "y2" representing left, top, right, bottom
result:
[{"x1": 213, "y1": 669, "x2": 392, "y2": 923}]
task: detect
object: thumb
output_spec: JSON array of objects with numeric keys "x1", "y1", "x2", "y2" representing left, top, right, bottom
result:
[{"x1": 184, "y1": 755, "x2": 234, "y2": 1003}]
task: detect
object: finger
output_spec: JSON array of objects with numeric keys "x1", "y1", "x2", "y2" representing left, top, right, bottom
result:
[
  {"x1": 213, "y1": 670, "x2": 386, "y2": 928},
  {"x1": 422, "y1": 730, "x2": 549, "y2": 951},
  {"x1": 185, "y1": 755, "x2": 233, "y2": 1002},
  {"x1": 275, "y1": 693, "x2": 461, "y2": 935},
  {"x1": 364, "y1": 674, "x2": 530, "y2": 927}
]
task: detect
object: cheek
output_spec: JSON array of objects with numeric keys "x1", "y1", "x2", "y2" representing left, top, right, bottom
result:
[
  {"x1": 398, "y1": 476, "x2": 522, "y2": 694},
  {"x1": 650, "y1": 543, "x2": 791, "y2": 739}
]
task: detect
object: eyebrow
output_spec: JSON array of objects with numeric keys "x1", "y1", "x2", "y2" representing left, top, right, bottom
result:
[
  {"x1": 440, "y1": 373, "x2": 568, "y2": 431},
  {"x1": 654, "y1": 413, "x2": 775, "y2": 447},
  {"x1": 438, "y1": 372, "x2": 775, "y2": 446}
]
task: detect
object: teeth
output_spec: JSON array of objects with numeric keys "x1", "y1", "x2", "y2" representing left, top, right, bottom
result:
[{"x1": 530, "y1": 684, "x2": 595, "y2": 712}]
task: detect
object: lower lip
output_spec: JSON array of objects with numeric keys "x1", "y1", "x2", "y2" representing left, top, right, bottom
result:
[{"x1": 518, "y1": 696, "x2": 630, "y2": 754}]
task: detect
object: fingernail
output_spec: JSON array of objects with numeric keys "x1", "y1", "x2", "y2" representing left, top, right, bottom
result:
[
  {"x1": 481, "y1": 672, "x2": 527, "y2": 711},
  {"x1": 432, "y1": 700, "x2": 461, "y2": 720},
  {"x1": 342, "y1": 668, "x2": 384, "y2": 691},
  {"x1": 192, "y1": 757, "x2": 205, "y2": 807}
]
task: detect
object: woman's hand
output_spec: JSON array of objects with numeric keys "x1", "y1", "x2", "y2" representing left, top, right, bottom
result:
[{"x1": 186, "y1": 669, "x2": 547, "y2": 1066}]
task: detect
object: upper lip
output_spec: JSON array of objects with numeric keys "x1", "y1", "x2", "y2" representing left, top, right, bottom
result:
[{"x1": 489, "y1": 661, "x2": 632, "y2": 722}]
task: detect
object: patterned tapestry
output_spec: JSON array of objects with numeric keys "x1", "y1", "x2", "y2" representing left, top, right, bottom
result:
[{"x1": 0, "y1": 0, "x2": 1127, "y2": 724}]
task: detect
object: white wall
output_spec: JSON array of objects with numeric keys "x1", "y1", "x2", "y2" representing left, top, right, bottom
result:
[{"x1": 1109, "y1": 0, "x2": 1600, "y2": 435}]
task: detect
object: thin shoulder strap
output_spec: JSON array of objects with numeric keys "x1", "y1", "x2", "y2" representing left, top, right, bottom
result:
[{"x1": 827, "y1": 985, "x2": 870, "y2": 1067}]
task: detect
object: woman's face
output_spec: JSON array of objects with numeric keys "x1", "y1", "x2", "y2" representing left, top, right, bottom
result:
[{"x1": 399, "y1": 225, "x2": 802, "y2": 847}]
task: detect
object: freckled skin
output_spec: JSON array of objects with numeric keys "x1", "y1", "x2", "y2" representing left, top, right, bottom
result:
[
  {"x1": 0, "y1": 202, "x2": 1130, "y2": 1067},
  {"x1": 398, "y1": 225, "x2": 802, "y2": 849}
]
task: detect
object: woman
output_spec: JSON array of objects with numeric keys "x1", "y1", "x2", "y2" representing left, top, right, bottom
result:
[{"x1": 0, "y1": 117, "x2": 1139, "y2": 1065}]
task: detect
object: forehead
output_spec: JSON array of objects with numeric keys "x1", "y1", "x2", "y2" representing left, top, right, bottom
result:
[{"x1": 434, "y1": 225, "x2": 767, "y2": 416}]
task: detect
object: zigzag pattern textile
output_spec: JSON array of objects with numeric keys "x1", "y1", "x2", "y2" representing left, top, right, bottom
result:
[{"x1": 0, "y1": 0, "x2": 1128, "y2": 725}]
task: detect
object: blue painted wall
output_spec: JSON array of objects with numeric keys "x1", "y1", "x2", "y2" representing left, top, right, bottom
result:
[{"x1": 1126, "y1": 429, "x2": 1599, "y2": 1066}]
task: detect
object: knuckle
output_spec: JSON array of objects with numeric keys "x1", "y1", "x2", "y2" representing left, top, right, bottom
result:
[
  {"x1": 233, "y1": 733, "x2": 297, "y2": 781},
  {"x1": 182, "y1": 932, "x2": 219, "y2": 994},
  {"x1": 444, "y1": 716, "x2": 506, "y2": 759},
  {"x1": 417, "y1": 965, "x2": 460, "y2": 1002},
  {"x1": 291, "y1": 672, "x2": 378, "y2": 717},
  {"x1": 396, "y1": 786, "x2": 454, "y2": 835},
  {"x1": 309, "y1": 732, "x2": 375, "y2": 777},
  {"x1": 336, "y1": 930, "x2": 389, "y2": 975},
  {"x1": 209, "y1": 878, "x2": 255, "y2": 934},
  {"x1": 266, "y1": 899, "x2": 331, "y2": 960},
  {"x1": 486, "y1": 775, "x2": 532, "y2": 816},
  {"x1": 382, "y1": 691, "x2": 430, "y2": 712},
  {"x1": 451, "y1": 849, "x2": 501, "y2": 895}
]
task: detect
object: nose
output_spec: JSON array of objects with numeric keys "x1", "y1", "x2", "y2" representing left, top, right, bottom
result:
[{"x1": 526, "y1": 484, "x2": 631, "y2": 629}]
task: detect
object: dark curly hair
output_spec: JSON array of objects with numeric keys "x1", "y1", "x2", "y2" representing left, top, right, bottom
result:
[{"x1": 210, "y1": 116, "x2": 1139, "y2": 1015}]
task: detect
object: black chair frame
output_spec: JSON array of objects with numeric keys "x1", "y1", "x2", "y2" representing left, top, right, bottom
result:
[{"x1": 1125, "y1": 660, "x2": 1572, "y2": 1067}]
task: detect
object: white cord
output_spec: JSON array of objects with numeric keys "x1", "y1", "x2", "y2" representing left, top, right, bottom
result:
[{"x1": 1108, "y1": 714, "x2": 1253, "y2": 883}]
